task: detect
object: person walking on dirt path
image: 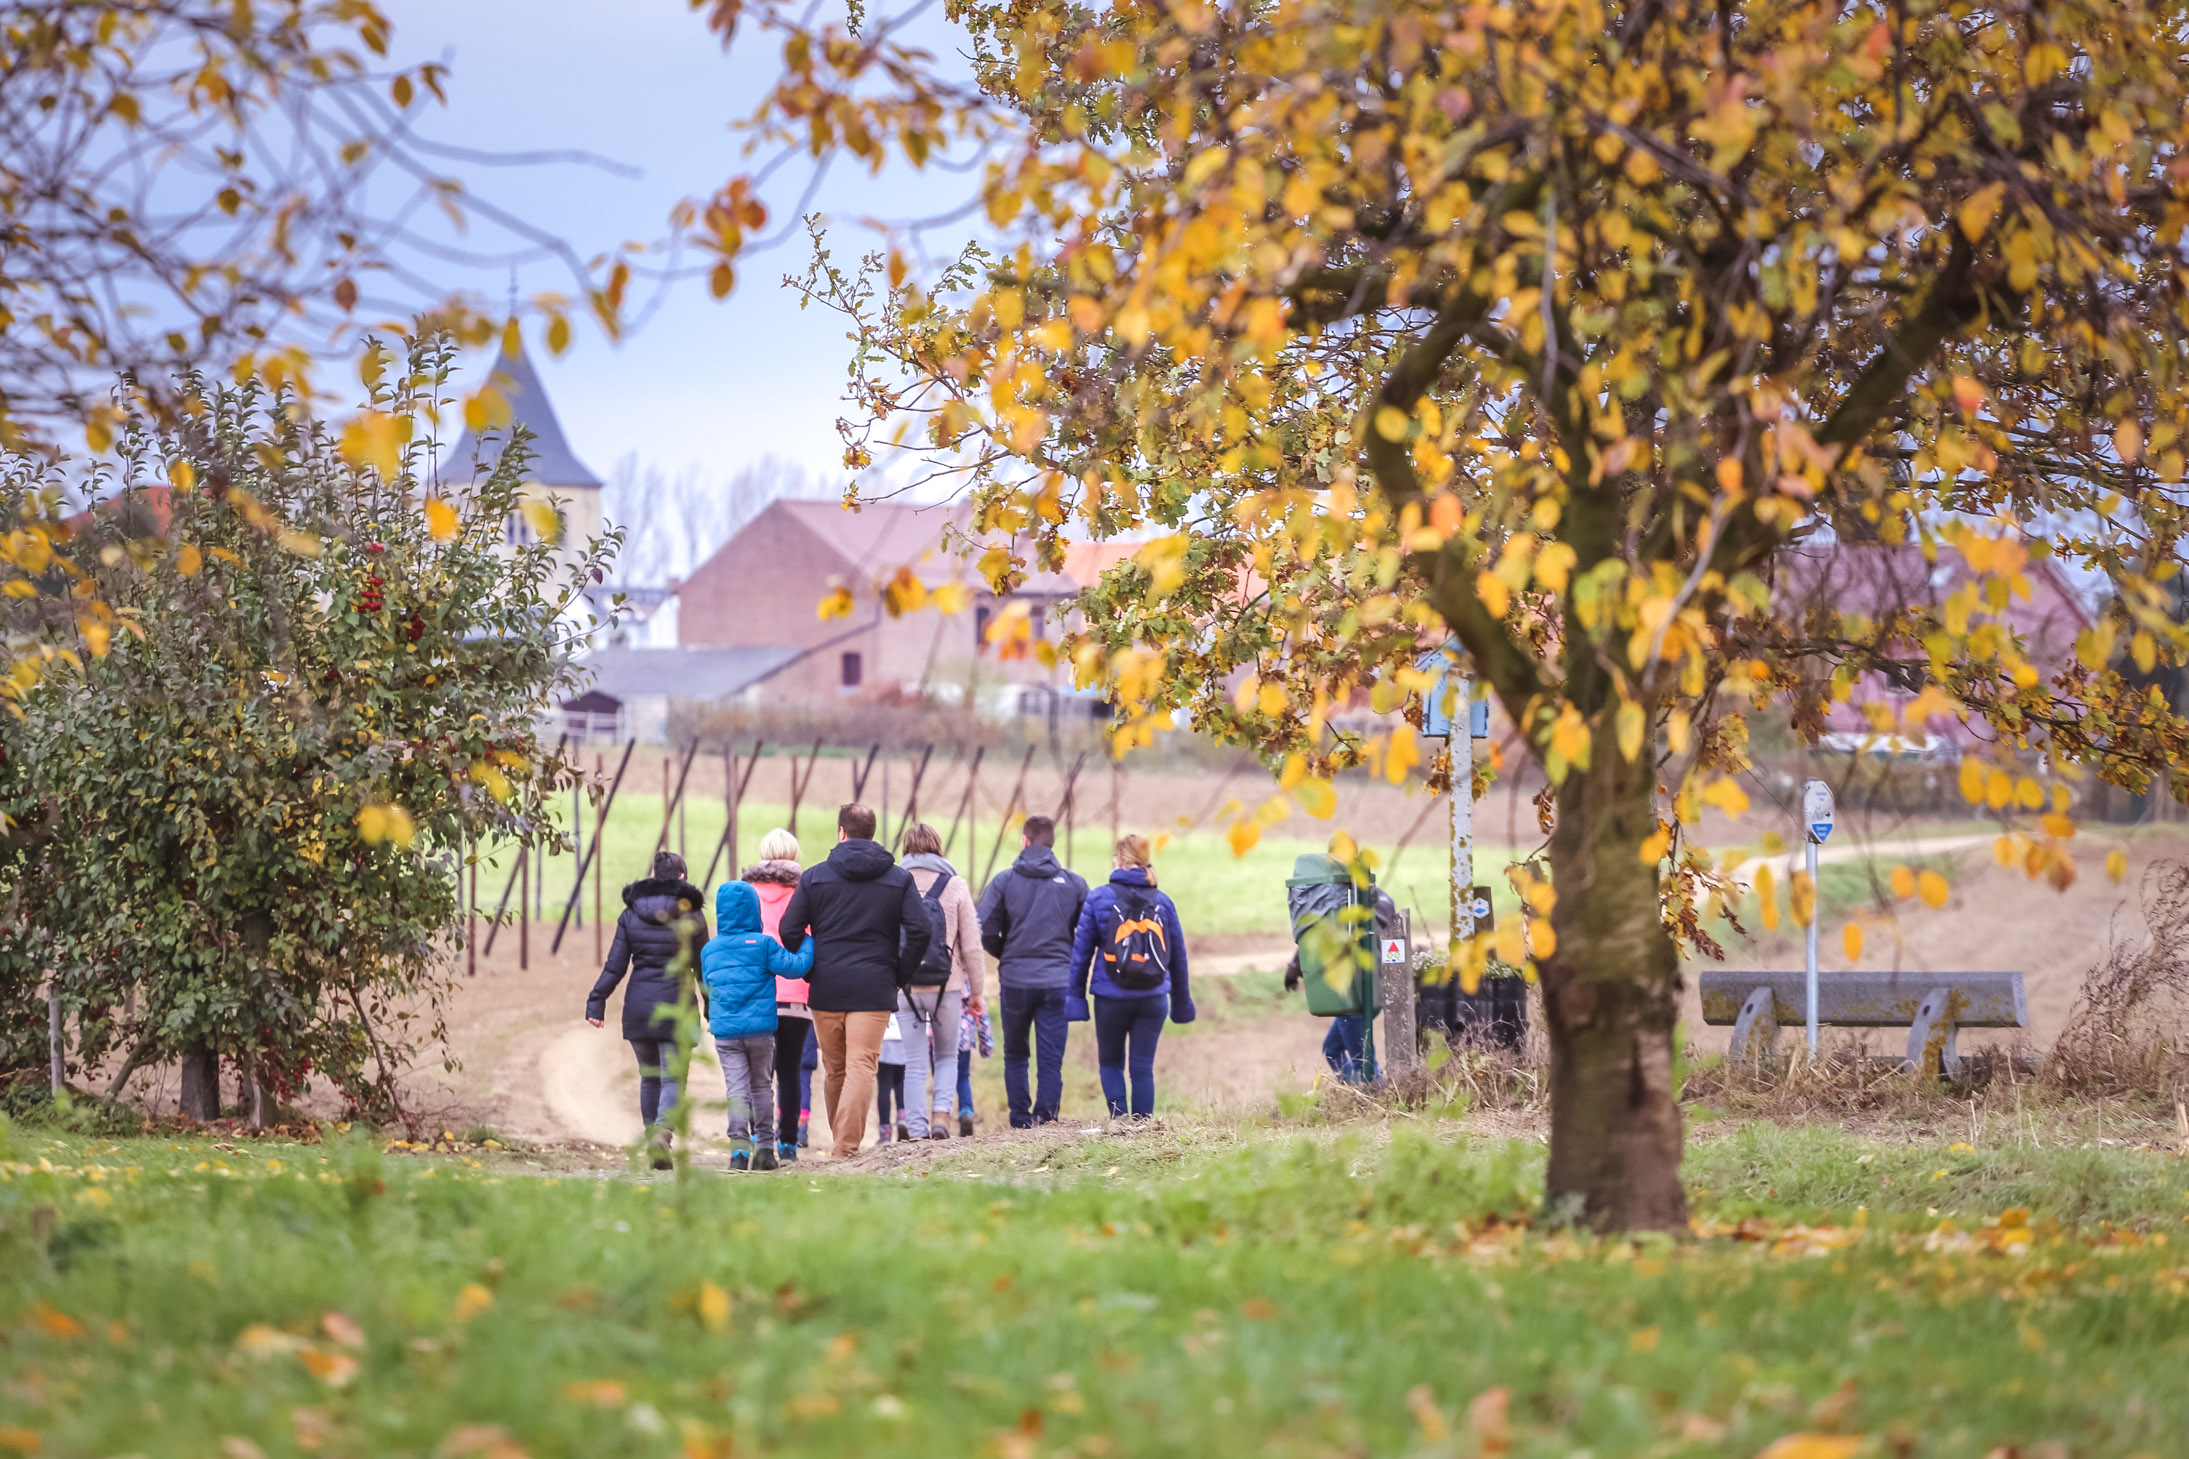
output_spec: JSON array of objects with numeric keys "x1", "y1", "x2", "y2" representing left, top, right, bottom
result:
[
  {"x1": 977, "y1": 814, "x2": 1088, "y2": 1128},
  {"x1": 741, "y1": 828, "x2": 811, "y2": 1165},
  {"x1": 897, "y1": 821, "x2": 986, "y2": 1141},
  {"x1": 875, "y1": 1011, "x2": 908, "y2": 1143},
  {"x1": 777, "y1": 803, "x2": 932, "y2": 1158},
  {"x1": 586, "y1": 850, "x2": 709, "y2": 1167},
  {"x1": 1283, "y1": 836, "x2": 1399, "y2": 1085},
  {"x1": 700, "y1": 880, "x2": 812, "y2": 1172},
  {"x1": 1067, "y1": 834, "x2": 1195, "y2": 1119}
]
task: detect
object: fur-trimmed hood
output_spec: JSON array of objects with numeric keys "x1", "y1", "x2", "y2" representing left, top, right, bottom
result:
[{"x1": 740, "y1": 859, "x2": 802, "y2": 887}]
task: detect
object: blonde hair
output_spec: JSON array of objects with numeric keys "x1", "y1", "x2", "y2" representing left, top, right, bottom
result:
[
  {"x1": 1114, "y1": 834, "x2": 1153, "y2": 872},
  {"x1": 757, "y1": 827, "x2": 800, "y2": 863}
]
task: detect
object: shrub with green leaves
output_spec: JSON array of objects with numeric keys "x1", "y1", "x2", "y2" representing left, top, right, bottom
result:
[{"x1": 0, "y1": 336, "x2": 611, "y2": 1122}]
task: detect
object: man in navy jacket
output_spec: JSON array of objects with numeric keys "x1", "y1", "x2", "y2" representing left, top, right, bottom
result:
[{"x1": 976, "y1": 815, "x2": 1087, "y2": 1126}]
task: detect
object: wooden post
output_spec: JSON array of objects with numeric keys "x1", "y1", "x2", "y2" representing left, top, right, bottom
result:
[
  {"x1": 573, "y1": 773, "x2": 584, "y2": 931},
  {"x1": 594, "y1": 753, "x2": 606, "y2": 963},
  {"x1": 518, "y1": 842, "x2": 530, "y2": 971},
  {"x1": 944, "y1": 746, "x2": 984, "y2": 859},
  {"x1": 47, "y1": 985, "x2": 64, "y2": 1093},
  {"x1": 656, "y1": 740, "x2": 700, "y2": 857},
  {"x1": 467, "y1": 844, "x2": 478, "y2": 978},
  {"x1": 850, "y1": 743, "x2": 880, "y2": 804},
  {"x1": 982, "y1": 745, "x2": 1038, "y2": 887},
  {"x1": 1378, "y1": 909, "x2": 1419, "y2": 1081},
  {"x1": 554, "y1": 739, "x2": 636, "y2": 956},
  {"x1": 789, "y1": 737, "x2": 823, "y2": 844},
  {"x1": 1054, "y1": 752, "x2": 1086, "y2": 875},
  {"x1": 895, "y1": 743, "x2": 935, "y2": 843}
]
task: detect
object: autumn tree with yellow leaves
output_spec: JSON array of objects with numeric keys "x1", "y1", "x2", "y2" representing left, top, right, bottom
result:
[{"x1": 702, "y1": 0, "x2": 2189, "y2": 1228}]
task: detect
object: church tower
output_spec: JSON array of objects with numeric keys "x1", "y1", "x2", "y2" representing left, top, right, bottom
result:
[{"x1": 445, "y1": 340, "x2": 604, "y2": 568}]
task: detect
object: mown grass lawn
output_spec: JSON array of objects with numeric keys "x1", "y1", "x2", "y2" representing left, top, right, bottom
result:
[{"x1": 3, "y1": 1114, "x2": 2186, "y2": 1458}]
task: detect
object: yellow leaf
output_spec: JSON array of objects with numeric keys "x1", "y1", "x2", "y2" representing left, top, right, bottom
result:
[
  {"x1": 177, "y1": 544, "x2": 202, "y2": 577},
  {"x1": 932, "y1": 582, "x2": 969, "y2": 615},
  {"x1": 1226, "y1": 818, "x2": 1262, "y2": 857},
  {"x1": 452, "y1": 1283, "x2": 494, "y2": 1323},
  {"x1": 2115, "y1": 418, "x2": 2145, "y2": 465},
  {"x1": 1384, "y1": 724, "x2": 1420, "y2": 785},
  {"x1": 2107, "y1": 848, "x2": 2128, "y2": 883},
  {"x1": 1756, "y1": 863, "x2": 1779, "y2": 931},
  {"x1": 1292, "y1": 777, "x2": 1337, "y2": 820},
  {"x1": 168, "y1": 460, "x2": 197, "y2": 491},
  {"x1": 357, "y1": 804, "x2": 416, "y2": 848},
  {"x1": 816, "y1": 586, "x2": 855, "y2": 621},
  {"x1": 2132, "y1": 630, "x2": 2157, "y2": 675},
  {"x1": 1789, "y1": 871, "x2": 1815, "y2": 928},
  {"x1": 1698, "y1": 777, "x2": 1749, "y2": 817},
  {"x1": 519, "y1": 498, "x2": 563, "y2": 546},
  {"x1": 1475, "y1": 571, "x2": 1510, "y2": 619},
  {"x1": 1526, "y1": 919, "x2": 1555, "y2": 960},
  {"x1": 298, "y1": 1347, "x2": 360, "y2": 1388},
  {"x1": 1374, "y1": 405, "x2": 1409, "y2": 441},
  {"x1": 278, "y1": 530, "x2": 323, "y2": 558},
  {"x1": 1534, "y1": 542, "x2": 1577, "y2": 594},
  {"x1": 1754, "y1": 1436, "x2": 1864, "y2": 1459},
  {"x1": 1615, "y1": 700, "x2": 1644, "y2": 763},
  {"x1": 1957, "y1": 757, "x2": 1984, "y2": 805},
  {"x1": 2040, "y1": 812, "x2": 2075, "y2": 839},
  {"x1": 1638, "y1": 826, "x2": 1671, "y2": 865},
  {"x1": 2014, "y1": 776, "x2": 2044, "y2": 811},
  {"x1": 1257, "y1": 681, "x2": 1289, "y2": 717},
  {"x1": 1984, "y1": 767, "x2": 2012, "y2": 810},
  {"x1": 698, "y1": 1281, "x2": 731, "y2": 1334},
  {"x1": 1842, "y1": 921, "x2": 1863, "y2": 963},
  {"x1": 1889, "y1": 865, "x2": 1914, "y2": 899},
  {"x1": 1713, "y1": 458, "x2": 1742, "y2": 494},
  {"x1": 425, "y1": 497, "x2": 459, "y2": 542},
  {"x1": 1957, "y1": 181, "x2": 2005, "y2": 242},
  {"x1": 1916, "y1": 869, "x2": 1949, "y2": 908},
  {"x1": 339, "y1": 411, "x2": 404, "y2": 479}
]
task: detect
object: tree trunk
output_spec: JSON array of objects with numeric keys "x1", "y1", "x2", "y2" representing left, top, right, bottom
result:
[
  {"x1": 178, "y1": 1039, "x2": 222, "y2": 1122},
  {"x1": 1538, "y1": 726, "x2": 1689, "y2": 1232}
]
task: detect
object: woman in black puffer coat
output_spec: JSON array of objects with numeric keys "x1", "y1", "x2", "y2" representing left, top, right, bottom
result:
[{"x1": 586, "y1": 851, "x2": 709, "y2": 1153}]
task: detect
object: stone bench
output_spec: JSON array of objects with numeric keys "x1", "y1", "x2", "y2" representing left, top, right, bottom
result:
[{"x1": 1698, "y1": 969, "x2": 2028, "y2": 1079}]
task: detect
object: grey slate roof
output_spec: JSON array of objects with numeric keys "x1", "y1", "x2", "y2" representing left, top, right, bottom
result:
[
  {"x1": 569, "y1": 646, "x2": 804, "y2": 705},
  {"x1": 447, "y1": 342, "x2": 603, "y2": 489}
]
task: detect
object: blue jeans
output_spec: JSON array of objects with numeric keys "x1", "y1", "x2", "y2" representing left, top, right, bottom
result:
[
  {"x1": 957, "y1": 1047, "x2": 974, "y2": 1119},
  {"x1": 1322, "y1": 1016, "x2": 1366, "y2": 1084},
  {"x1": 1094, "y1": 994, "x2": 1166, "y2": 1118},
  {"x1": 1000, "y1": 984, "x2": 1069, "y2": 1127},
  {"x1": 629, "y1": 1036, "x2": 681, "y2": 1127}
]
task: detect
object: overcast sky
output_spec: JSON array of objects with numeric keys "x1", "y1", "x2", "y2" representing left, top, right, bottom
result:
[{"x1": 376, "y1": 0, "x2": 975, "y2": 490}]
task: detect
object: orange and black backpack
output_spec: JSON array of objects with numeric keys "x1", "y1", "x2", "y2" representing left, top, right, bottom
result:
[{"x1": 1099, "y1": 887, "x2": 1172, "y2": 992}]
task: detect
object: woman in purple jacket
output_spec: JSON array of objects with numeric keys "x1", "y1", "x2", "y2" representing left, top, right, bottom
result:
[{"x1": 1067, "y1": 835, "x2": 1195, "y2": 1119}]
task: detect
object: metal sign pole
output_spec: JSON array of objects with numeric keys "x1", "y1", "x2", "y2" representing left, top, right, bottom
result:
[{"x1": 1801, "y1": 777, "x2": 1836, "y2": 1057}]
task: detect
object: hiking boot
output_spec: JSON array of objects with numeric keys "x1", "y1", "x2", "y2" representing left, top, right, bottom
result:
[
  {"x1": 959, "y1": 1112, "x2": 975, "y2": 1138},
  {"x1": 729, "y1": 1149, "x2": 751, "y2": 1172},
  {"x1": 752, "y1": 1145, "x2": 779, "y2": 1172},
  {"x1": 796, "y1": 1117, "x2": 810, "y2": 1149},
  {"x1": 895, "y1": 1123, "x2": 911, "y2": 1145},
  {"x1": 646, "y1": 1130, "x2": 675, "y2": 1171},
  {"x1": 877, "y1": 1124, "x2": 894, "y2": 1145},
  {"x1": 777, "y1": 1142, "x2": 799, "y2": 1164},
  {"x1": 930, "y1": 1110, "x2": 953, "y2": 1138}
]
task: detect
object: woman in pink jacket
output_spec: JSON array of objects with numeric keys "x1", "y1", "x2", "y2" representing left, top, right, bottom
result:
[{"x1": 741, "y1": 827, "x2": 808, "y2": 1163}]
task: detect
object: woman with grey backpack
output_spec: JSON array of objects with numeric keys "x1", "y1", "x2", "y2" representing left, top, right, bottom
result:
[{"x1": 896, "y1": 823, "x2": 986, "y2": 1140}]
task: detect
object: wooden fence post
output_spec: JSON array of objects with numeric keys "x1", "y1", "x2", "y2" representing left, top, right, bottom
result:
[{"x1": 1378, "y1": 910, "x2": 1419, "y2": 1081}]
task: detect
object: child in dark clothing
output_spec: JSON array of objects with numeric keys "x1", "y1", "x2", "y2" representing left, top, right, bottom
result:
[{"x1": 875, "y1": 1011, "x2": 909, "y2": 1143}]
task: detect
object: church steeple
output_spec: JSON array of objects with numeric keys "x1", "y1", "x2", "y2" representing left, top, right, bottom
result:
[{"x1": 448, "y1": 339, "x2": 603, "y2": 492}]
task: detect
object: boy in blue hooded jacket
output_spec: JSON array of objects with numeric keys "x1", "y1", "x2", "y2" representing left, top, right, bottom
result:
[{"x1": 702, "y1": 881, "x2": 814, "y2": 1171}]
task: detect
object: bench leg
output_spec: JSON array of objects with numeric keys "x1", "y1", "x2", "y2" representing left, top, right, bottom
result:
[
  {"x1": 1904, "y1": 987, "x2": 1961, "y2": 1080},
  {"x1": 1728, "y1": 986, "x2": 1777, "y2": 1064}
]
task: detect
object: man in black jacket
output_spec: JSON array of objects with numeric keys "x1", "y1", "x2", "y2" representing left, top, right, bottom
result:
[
  {"x1": 586, "y1": 850, "x2": 709, "y2": 1164},
  {"x1": 778, "y1": 803, "x2": 931, "y2": 1157},
  {"x1": 977, "y1": 816, "x2": 1088, "y2": 1126}
]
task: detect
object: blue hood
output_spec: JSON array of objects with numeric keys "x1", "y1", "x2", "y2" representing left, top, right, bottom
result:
[
  {"x1": 715, "y1": 879, "x2": 762, "y2": 935},
  {"x1": 1109, "y1": 866, "x2": 1155, "y2": 889}
]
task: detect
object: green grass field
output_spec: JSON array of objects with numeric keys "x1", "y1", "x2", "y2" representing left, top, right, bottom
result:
[
  {"x1": 5, "y1": 1112, "x2": 2186, "y2": 1458},
  {"x1": 487, "y1": 791, "x2": 1515, "y2": 939}
]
